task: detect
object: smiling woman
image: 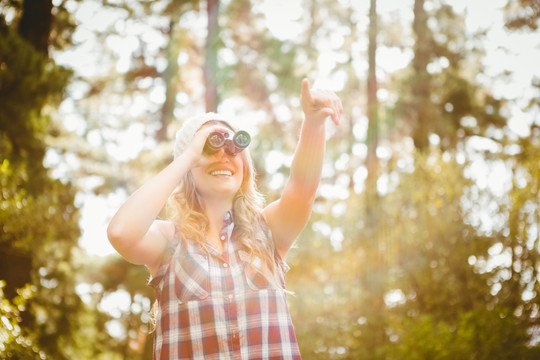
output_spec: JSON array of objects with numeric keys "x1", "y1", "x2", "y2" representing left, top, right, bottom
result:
[{"x1": 106, "y1": 79, "x2": 342, "y2": 359}]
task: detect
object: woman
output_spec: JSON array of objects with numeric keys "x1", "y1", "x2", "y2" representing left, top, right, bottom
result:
[{"x1": 107, "y1": 78, "x2": 342, "y2": 359}]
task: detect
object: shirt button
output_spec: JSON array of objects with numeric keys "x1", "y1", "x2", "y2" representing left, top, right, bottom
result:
[
  {"x1": 228, "y1": 294, "x2": 233, "y2": 300},
  {"x1": 223, "y1": 263, "x2": 229, "y2": 268}
]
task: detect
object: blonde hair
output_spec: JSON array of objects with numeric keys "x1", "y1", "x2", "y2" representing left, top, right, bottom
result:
[{"x1": 169, "y1": 121, "x2": 281, "y2": 285}]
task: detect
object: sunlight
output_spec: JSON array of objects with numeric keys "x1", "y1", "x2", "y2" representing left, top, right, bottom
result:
[
  {"x1": 78, "y1": 189, "x2": 127, "y2": 256},
  {"x1": 50, "y1": 0, "x2": 539, "y2": 274},
  {"x1": 384, "y1": 289, "x2": 406, "y2": 308},
  {"x1": 4, "y1": 0, "x2": 539, "y2": 356},
  {"x1": 99, "y1": 289, "x2": 131, "y2": 318},
  {"x1": 259, "y1": 0, "x2": 304, "y2": 41}
]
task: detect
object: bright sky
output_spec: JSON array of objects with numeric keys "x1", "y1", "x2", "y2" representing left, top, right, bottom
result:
[{"x1": 52, "y1": 0, "x2": 539, "y2": 257}]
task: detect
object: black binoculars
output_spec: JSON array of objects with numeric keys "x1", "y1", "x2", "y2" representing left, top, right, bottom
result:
[{"x1": 203, "y1": 130, "x2": 251, "y2": 156}]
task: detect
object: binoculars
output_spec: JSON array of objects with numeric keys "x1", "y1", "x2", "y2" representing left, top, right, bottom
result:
[{"x1": 203, "y1": 130, "x2": 251, "y2": 156}]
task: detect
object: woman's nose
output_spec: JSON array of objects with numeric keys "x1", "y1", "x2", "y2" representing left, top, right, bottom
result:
[{"x1": 213, "y1": 147, "x2": 227, "y2": 159}]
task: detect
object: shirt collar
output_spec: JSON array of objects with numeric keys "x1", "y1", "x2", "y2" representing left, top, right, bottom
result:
[{"x1": 222, "y1": 209, "x2": 234, "y2": 227}]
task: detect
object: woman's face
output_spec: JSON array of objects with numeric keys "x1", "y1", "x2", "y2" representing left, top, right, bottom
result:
[{"x1": 190, "y1": 123, "x2": 245, "y2": 202}]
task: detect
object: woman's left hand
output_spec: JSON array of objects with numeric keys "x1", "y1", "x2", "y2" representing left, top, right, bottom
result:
[{"x1": 300, "y1": 78, "x2": 343, "y2": 127}]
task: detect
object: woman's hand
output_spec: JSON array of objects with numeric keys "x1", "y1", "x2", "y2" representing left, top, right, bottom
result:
[
  {"x1": 182, "y1": 124, "x2": 232, "y2": 168},
  {"x1": 300, "y1": 78, "x2": 343, "y2": 127}
]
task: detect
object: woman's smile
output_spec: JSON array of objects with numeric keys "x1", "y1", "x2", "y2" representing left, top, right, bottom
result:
[
  {"x1": 208, "y1": 164, "x2": 236, "y2": 177},
  {"x1": 210, "y1": 169, "x2": 233, "y2": 176}
]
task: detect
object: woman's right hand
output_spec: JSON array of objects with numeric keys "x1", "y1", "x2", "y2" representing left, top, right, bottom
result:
[{"x1": 182, "y1": 124, "x2": 233, "y2": 168}]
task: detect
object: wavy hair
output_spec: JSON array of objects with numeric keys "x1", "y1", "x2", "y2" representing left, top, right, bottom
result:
[{"x1": 168, "y1": 121, "x2": 281, "y2": 286}]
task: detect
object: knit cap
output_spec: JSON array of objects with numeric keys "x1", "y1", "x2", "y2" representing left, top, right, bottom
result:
[{"x1": 173, "y1": 112, "x2": 234, "y2": 159}]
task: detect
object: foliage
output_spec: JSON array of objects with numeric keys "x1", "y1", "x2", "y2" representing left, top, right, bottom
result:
[
  {"x1": 489, "y1": 129, "x2": 540, "y2": 325},
  {"x1": 504, "y1": 0, "x2": 540, "y2": 31},
  {"x1": 287, "y1": 145, "x2": 540, "y2": 359},
  {"x1": 0, "y1": 12, "x2": 83, "y2": 359},
  {"x1": 385, "y1": 307, "x2": 533, "y2": 360},
  {"x1": 76, "y1": 254, "x2": 156, "y2": 359},
  {"x1": 1, "y1": 0, "x2": 539, "y2": 359},
  {"x1": 0, "y1": 282, "x2": 43, "y2": 359}
]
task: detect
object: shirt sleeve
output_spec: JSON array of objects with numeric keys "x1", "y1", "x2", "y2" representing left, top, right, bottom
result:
[{"x1": 258, "y1": 214, "x2": 291, "y2": 276}]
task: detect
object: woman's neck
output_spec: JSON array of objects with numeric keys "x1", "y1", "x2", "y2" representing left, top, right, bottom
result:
[{"x1": 203, "y1": 197, "x2": 233, "y2": 236}]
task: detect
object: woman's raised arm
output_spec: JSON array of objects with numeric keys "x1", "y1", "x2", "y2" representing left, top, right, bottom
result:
[{"x1": 263, "y1": 79, "x2": 342, "y2": 258}]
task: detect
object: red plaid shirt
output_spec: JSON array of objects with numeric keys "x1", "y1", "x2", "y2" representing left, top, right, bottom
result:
[{"x1": 149, "y1": 211, "x2": 301, "y2": 359}]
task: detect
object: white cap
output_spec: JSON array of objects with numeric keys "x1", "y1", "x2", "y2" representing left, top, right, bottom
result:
[{"x1": 173, "y1": 112, "x2": 234, "y2": 159}]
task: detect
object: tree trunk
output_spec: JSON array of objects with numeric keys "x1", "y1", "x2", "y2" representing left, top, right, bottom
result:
[
  {"x1": 204, "y1": 0, "x2": 219, "y2": 112},
  {"x1": 157, "y1": 19, "x2": 180, "y2": 142},
  {"x1": 365, "y1": 0, "x2": 387, "y2": 351},
  {"x1": 366, "y1": 0, "x2": 379, "y2": 185},
  {"x1": 411, "y1": 0, "x2": 431, "y2": 151},
  {"x1": 18, "y1": 0, "x2": 53, "y2": 55}
]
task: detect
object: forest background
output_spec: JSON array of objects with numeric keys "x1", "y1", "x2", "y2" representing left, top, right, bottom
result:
[{"x1": 1, "y1": 0, "x2": 540, "y2": 359}]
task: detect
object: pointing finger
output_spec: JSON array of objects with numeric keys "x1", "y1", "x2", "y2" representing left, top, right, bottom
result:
[{"x1": 301, "y1": 78, "x2": 312, "y2": 101}]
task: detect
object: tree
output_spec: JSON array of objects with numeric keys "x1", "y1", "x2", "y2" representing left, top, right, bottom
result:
[
  {"x1": 393, "y1": 0, "x2": 506, "y2": 152},
  {"x1": 504, "y1": 0, "x2": 540, "y2": 31},
  {"x1": 366, "y1": 0, "x2": 379, "y2": 183},
  {"x1": 0, "y1": 11, "x2": 84, "y2": 358},
  {"x1": 386, "y1": 307, "x2": 536, "y2": 360},
  {"x1": 485, "y1": 126, "x2": 540, "y2": 344},
  {"x1": 204, "y1": 0, "x2": 219, "y2": 112},
  {"x1": 18, "y1": 0, "x2": 52, "y2": 55},
  {"x1": 0, "y1": 282, "x2": 45, "y2": 359},
  {"x1": 154, "y1": 0, "x2": 200, "y2": 141}
]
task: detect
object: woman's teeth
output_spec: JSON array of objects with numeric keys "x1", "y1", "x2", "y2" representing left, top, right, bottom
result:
[{"x1": 210, "y1": 170, "x2": 232, "y2": 176}]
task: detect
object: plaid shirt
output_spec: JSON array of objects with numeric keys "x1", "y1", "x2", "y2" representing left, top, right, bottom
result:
[{"x1": 149, "y1": 211, "x2": 301, "y2": 360}]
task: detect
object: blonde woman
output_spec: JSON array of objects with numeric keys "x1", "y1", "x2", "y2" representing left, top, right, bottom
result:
[{"x1": 107, "y1": 79, "x2": 342, "y2": 359}]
